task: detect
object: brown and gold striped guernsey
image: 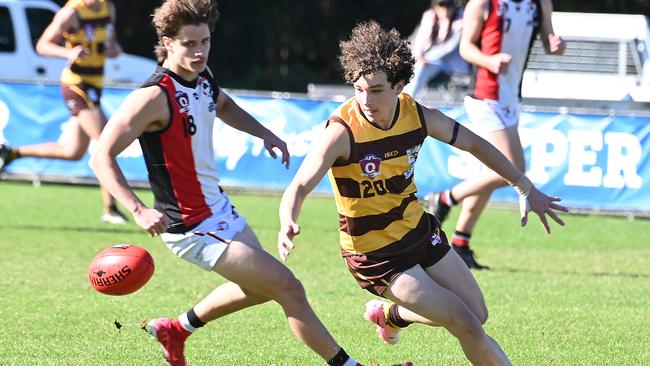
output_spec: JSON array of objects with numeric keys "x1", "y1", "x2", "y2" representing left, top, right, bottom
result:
[
  {"x1": 60, "y1": 0, "x2": 112, "y2": 88},
  {"x1": 327, "y1": 93, "x2": 429, "y2": 254}
]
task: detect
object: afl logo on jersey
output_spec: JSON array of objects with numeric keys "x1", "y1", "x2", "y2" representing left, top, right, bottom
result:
[
  {"x1": 174, "y1": 91, "x2": 190, "y2": 113},
  {"x1": 359, "y1": 154, "x2": 381, "y2": 180}
]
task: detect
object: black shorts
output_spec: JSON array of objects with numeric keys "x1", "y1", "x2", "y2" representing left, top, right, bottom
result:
[
  {"x1": 61, "y1": 82, "x2": 102, "y2": 116},
  {"x1": 342, "y1": 213, "x2": 451, "y2": 296}
]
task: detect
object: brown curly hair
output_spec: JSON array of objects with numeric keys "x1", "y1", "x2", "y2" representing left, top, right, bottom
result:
[
  {"x1": 152, "y1": 0, "x2": 220, "y2": 63},
  {"x1": 339, "y1": 21, "x2": 414, "y2": 87}
]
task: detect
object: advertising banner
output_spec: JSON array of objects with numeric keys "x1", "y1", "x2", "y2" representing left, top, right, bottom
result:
[{"x1": 1, "y1": 82, "x2": 648, "y2": 211}]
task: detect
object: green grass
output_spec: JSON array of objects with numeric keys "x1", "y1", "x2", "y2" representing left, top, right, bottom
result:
[{"x1": 0, "y1": 181, "x2": 648, "y2": 365}]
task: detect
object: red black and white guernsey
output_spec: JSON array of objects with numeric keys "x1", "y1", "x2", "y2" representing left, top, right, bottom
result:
[
  {"x1": 139, "y1": 66, "x2": 224, "y2": 234},
  {"x1": 474, "y1": 0, "x2": 541, "y2": 106}
]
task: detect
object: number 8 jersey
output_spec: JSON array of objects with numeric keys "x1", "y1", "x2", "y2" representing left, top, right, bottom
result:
[
  {"x1": 327, "y1": 93, "x2": 429, "y2": 254},
  {"x1": 138, "y1": 66, "x2": 224, "y2": 234}
]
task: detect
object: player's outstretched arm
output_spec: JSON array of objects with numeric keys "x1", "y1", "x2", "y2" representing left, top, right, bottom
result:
[
  {"x1": 539, "y1": 0, "x2": 566, "y2": 55},
  {"x1": 90, "y1": 87, "x2": 169, "y2": 236},
  {"x1": 36, "y1": 7, "x2": 83, "y2": 62},
  {"x1": 104, "y1": 2, "x2": 123, "y2": 58},
  {"x1": 278, "y1": 122, "x2": 349, "y2": 261},
  {"x1": 423, "y1": 107, "x2": 568, "y2": 233},
  {"x1": 216, "y1": 90, "x2": 290, "y2": 168}
]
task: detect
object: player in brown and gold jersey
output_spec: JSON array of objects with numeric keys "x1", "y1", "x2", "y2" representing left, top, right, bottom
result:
[
  {"x1": 0, "y1": 0, "x2": 126, "y2": 224},
  {"x1": 278, "y1": 21, "x2": 568, "y2": 365}
]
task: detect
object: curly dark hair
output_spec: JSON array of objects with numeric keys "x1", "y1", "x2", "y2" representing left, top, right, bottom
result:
[
  {"x1": 339, "y1": 21, "x2": 415, "y2": 87},
  {"x1": 152, "y1": 0, "x2": 220, "y2": 63}
]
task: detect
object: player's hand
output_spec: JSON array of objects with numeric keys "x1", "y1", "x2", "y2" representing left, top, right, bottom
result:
[
  {"x1": 263, "y1": 132, "x2": 291, "y2": 169},
  {"x1": 133, "y1": 207, "x2": 167, "y2": 237},
  {"x1": 68, "y1": 45, "x2": 89, "y2": 63},
  {"x1": 104, "y1": 42, "x2": 122, "y2": 58},
  {"x1": 516, "y1": 182, "x2": 569, "y2": 234},
  {"x1": 486, "y1": 53, "x2": 512, "y2": 74},
  {"x1": 278, "y1": 222, "x2": 300, "y2": 262},
  {"x1": 548, "y1": 34, "x2": 566, "y2": 55}
]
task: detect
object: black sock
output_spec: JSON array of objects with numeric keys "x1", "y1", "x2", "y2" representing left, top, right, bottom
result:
[
  {"x1": 327, "y1": 348, "x2": 350, "y2": 366},
  {"x1": 387, "y1": 303, "x2": 412, "y2": 328},
  {"x1": 187, "y1": 307, "x2": 206, "y2": 328}
]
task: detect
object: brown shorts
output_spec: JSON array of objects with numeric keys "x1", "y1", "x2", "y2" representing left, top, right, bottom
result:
[
  {"x1": 61, "y1": 82, "x2": 102, "y2": 116},
  {"x1": 342, "y1": 213, "x2": 451, "y2": 296}
]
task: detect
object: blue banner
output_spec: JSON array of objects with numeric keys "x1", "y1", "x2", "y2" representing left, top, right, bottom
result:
[{"x1": 1, "y1": 82, "x2": 649, "y2": 211}]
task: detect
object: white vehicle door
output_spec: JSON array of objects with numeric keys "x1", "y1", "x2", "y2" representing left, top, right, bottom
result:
[
  {"x1": 22, "y1": 1, "x2": 66, "y2": 82},
  {"x1": 0, "y1": 3, "x2": 30, "y2": 81}
]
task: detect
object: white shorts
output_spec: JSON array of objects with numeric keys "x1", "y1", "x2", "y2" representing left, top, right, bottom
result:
[
  {"x1": 160, "y1": 197, "x2": 247, "y2": 271},
  {"x1": 463, "y1": 95, "x2": 521, "y2": 133}
]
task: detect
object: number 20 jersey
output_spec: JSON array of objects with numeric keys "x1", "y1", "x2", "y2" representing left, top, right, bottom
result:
[
  {"x1": 327, "y1": 93, "x2": 429, "y2": 254},
  {"x1": 138, "y1": 67, "x2": 224, "y2": 234}
]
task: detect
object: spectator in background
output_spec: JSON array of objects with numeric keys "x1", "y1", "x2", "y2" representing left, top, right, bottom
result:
[
  {"x1": 427, "y1": 0, "x2": 566, "y2": 269},
  {"x1": 0, "y1": 0, "x2": 127, "y2": 224},
  {"x1": 404, "y1": 0, "x2": 469, "y2": 102}
]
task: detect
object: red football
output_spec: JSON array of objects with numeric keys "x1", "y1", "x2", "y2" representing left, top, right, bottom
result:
[{"x1": 88, "y1": 244, "x2": 155, "y2": 296}]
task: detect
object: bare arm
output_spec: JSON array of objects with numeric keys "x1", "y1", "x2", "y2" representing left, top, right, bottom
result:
[
  {"x1": 277, "y1": 122, "x2": 349, "y2": 261},
  {"x1": 422, "y1": 19, "x2": 463, "y2": 63},
  {"x1": 538, "y1": 0, "x2": 565, "y2": 55},
  {"x1": 216, "y1": 90, "x2": 290, "y2": 168},
  {"x1": 412, "y1": 10, "x2": 434, "y2": 63},
  {"x1": 104, "y1": 2, "x2": 122, "y2": 58},
  {"x1": 424, "y1": 107, "x2": 567, "y2": 233},
  {"x1": 35, "y1": 7, "x2": 85, "y2": 62},
  {"x1": 90, "y1": 86, "x2": 169, "y2": 236},
  {"x1": 459, "y1": 0, "x2": 511, "y2": 74}
]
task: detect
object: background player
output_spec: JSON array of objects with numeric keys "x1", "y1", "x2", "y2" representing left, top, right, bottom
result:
[
  {"x1": 0, "y1": 0, "x2": 127, "y2": 224},
  {"x1": 427, "y1": 0, "x2": 566, "y2": 268}
]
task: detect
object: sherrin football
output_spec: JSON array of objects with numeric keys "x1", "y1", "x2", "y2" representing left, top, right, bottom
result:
[{"x1": 88, "y1": 244, "x2": 155, "y2": 295}]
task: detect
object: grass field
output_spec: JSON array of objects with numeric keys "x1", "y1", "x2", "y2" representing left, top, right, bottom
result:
[{"x1": 0, "y1": 180, "x2": 648, "y2": 365}]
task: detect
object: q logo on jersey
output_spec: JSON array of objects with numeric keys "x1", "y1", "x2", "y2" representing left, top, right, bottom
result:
[
  {"x1": 175, "y1": 91, "x2": 190, "y2": 113},
  {"x1": 359, "y1": 154, "x2": 381, "y2": 179}
]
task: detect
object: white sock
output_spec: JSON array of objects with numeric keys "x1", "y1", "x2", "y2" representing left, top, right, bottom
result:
[
  {"x1": 343, "y1": 357, "x2": 358, "y2": 366},
  {"x1": 177, "y1": 313, "x2": 198, "y2": 333}
]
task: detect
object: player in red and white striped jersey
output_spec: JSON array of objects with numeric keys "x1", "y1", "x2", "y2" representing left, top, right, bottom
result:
[
  {"x1": 428, "y1": 0, "x2": 565, "y2": 269},
  {"x1": 89, "y1": 1, "x2": 376, "y2": 366}
]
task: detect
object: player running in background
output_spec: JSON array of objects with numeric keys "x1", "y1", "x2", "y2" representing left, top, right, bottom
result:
[
  {"x1": 90, "y1": 1, "x2": 410, "y2": 366},
  {"x1": 278, "y1": 20, "x2": 567, "y2": 365},
  {"x1": 0, "y1": 0, "x2": 127, "y2": 224},
  {"x1": 426, "y1": 0, "x2": 566, "y2": 269}
]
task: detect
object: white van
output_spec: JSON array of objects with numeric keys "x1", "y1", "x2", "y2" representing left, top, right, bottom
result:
[
  {"x1": 522, "y1": 12, "x2": 650, "y2": 102},
  {"x1": 0, "y1": 0, "x2": 156, "y2": 86}
]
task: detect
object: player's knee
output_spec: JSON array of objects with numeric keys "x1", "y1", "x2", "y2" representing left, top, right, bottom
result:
[
  {"x1": 62, "y1": 147, "x2": 86, "y2": 161},
  {"x1": 273, "y1": 273, "x2": 308, "y2": 305},
  {"x1": 446, "y1": 308, "x2": 484, "y2": 340},
  {"x1": 475, "y1": 304, "x2": 488, "y2": 325}
]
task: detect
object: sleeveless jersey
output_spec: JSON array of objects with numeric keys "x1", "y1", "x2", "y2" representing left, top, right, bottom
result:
[
  {"x1": 139, "y1": 67, "x2": 224, "y2": 234},
  {"x1": 60, "y1": 0, "x2": 112, "y2": 88},
  {"x1": 474, "y1": 0, "x2": 540, "y2": 106},
  {"x1": 328, "y1": 93, "x2": 429, "y2": 254}
]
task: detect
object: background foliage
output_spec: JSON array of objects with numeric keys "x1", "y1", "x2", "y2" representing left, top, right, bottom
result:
[{"x1": 53, "y1": 0, "x2": 650, "y2": 91}]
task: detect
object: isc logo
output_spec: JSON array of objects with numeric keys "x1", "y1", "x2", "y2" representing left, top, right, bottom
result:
[{"x1": 384, "y1": 150, "x2": 399, "y2": 158}]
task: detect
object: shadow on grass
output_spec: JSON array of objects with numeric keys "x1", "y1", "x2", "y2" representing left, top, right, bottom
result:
[
  {"x1": 0, "y1": 223, "x2": 142, "y2": 235},
  {"x1": 492, "y1": 266, "x2": 650, "y2": 279}
]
